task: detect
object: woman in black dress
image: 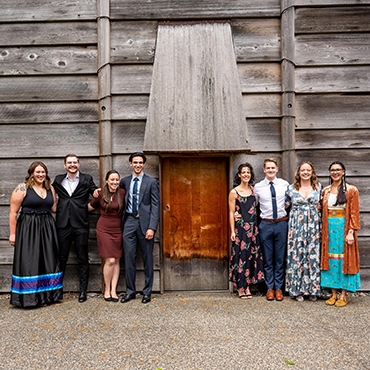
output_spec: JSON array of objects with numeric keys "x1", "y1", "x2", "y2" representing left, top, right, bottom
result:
[
  {"x1": 229, "y1": 163, "x2": 264, "y2": 299},
  {"x1": 88, "y1": 170, "x2": 125, "y2": 302},
  {"x1": 9, "y1": 161, "x2": 63, "y2": 308}
]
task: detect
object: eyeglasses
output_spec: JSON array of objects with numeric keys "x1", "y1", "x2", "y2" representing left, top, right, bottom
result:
[{"x1": 330, "y1": 169, "x2": 343, "y2": 173}]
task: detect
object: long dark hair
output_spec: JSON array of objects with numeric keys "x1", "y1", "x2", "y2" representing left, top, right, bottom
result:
[
  {"x1": 25, "y1": 161, "x2": 51, "y2": 190},
  {"x1": 234, "y1": 163, "x2": 255, "y2": 187},
  {"x1": 329, "y1": 161, "x2": 347, "y2": 205},
  {"x1": 102, "y1": 170, "x2": 123, "y2": 212}
]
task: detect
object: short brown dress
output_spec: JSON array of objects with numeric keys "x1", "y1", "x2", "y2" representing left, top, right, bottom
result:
[{"x1": 90, "y1": 188, "x2": 126, "y2": 258}]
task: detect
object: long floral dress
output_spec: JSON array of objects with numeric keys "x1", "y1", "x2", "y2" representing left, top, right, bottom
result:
[
  {"x1": 285, "y1": 184, "x2": 322, "y2": 297},
  {"x1": 229, "y1": 190, "x2": 264, "y2": 291}
]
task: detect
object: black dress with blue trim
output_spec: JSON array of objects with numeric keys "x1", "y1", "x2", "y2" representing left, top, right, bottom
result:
[{"x1": 10, "y1": 187, "x2": 63, "y2": 307}]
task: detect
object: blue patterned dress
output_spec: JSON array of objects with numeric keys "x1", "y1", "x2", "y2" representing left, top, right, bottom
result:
[
  {"x1": 285, "y1": 184, "x2": 322, "y2": 297},
  {"x1": 320, "y1": 194, "x2": 361, "y2": 292}
]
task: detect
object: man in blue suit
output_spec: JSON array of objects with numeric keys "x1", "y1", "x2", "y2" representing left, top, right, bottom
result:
[{"x1": 120, "y1": 152, "x2": 160, "y2": 304}]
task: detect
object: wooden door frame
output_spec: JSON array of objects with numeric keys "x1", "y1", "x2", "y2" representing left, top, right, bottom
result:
[{"x1": 159, "y1": 153, "x2": 233, "y2": 292}]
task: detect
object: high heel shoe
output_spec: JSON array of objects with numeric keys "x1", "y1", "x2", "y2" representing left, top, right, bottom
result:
[
  {"x1": 104, "y1": 296, "x2": 112, "y2": 302},
  {"x1": 111, "y1": 297, "x2": 119, "y2": 303}
]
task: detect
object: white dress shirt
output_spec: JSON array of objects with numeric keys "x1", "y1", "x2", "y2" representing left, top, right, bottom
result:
[
  {"x1": 254, "y1": 177, "x2": 289, "y2": 219},
  {"x1": 61, "y1": 171, "x2": 80, "y2": 197}
]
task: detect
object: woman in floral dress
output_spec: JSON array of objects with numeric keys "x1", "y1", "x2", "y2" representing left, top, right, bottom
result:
[
  {"x1": 229, "y1": 163, "x2": 264, "y2": 299},
  {"x1": 321, "y1": 161, "x2": 361, "y2": 307},
  {"x1": 285, "y1": 162, "x2": 322, "y2": 301}
]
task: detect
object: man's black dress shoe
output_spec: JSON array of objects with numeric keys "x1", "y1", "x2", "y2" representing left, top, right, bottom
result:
[
  {"x1": 142, "y1": 294, "x2": 151, "y2": 304},
  {"x1": 78, "y1": 292, "x2": 87, "y2": 303},
  {"x1": 120, "y1": 293, "x2": 136, "y2": 303}
]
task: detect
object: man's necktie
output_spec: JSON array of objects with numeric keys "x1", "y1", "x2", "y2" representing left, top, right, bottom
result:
[
  {"x1": 132, "y1": 178, "x2": 139, "y2": 217},
  {"x1": 270, "y1": 181, "x2": 278, "y2": 220}
]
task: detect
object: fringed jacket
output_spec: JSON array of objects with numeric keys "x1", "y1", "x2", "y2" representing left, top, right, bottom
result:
[{"x1": 321, "y1": 184, "x2": 360, "y2": 275}]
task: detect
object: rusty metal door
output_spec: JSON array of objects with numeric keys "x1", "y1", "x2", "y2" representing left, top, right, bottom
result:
[{"x1": 162, "y1": 157, "x2": 229, "y2": 290}]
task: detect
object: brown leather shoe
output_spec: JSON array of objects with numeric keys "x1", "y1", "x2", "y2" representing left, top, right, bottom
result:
[
  {"x1": 266, "y1": 289, "x2": 275, "y2": 301},
  {"x1": 275, "y1": 289, "x2": 284, "y2": 301}
]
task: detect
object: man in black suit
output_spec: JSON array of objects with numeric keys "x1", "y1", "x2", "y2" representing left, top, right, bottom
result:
[
  {"x1": 120, "y1": 152, "x2": 160, "y2": 304},
  {"x1": 52, "y1": 154, "x2": 97, "y2": 303}
]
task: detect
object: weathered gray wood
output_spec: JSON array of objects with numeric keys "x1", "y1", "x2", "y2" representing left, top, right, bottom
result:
[
  {"x1": 281, "y1": 0, "x2": 296, "y2": 184},
  {"x1": 112, "y1": 155, "x2": 159, "y2": 180},
  {"x1": 231, "y1": 18, "x2": 281, "y2": 62},
  {"x1": 295, "y1": 94, "x2": 370, "y2": 129},
  {"x1": 296, "y1": 129, "x2": 370, "y2": 150},
  {"x1": 359, "y1": 212, "x2": 370, "y2": 237},
  {"x1": 296, "y1": 66, "x2": 370, "y2": 93},
  {"x1": 144, "y1": 22, "x2": 249, "y2": 152},
  {"x1": 243, "y1": 94, "x2": 281, "y2": 118},
  {"x1": 110, "y1": 0, "x2": 281, "y2": 19},
  {"x1": 0, "y1": 102, "x2": 98, "y2": 123},
  {"x1": 111, "y1": 95, "x2": 149, "y2": 120},
  {"x1": 111, "y1": 21, "x2": 157, "y2": 64},
  {"x1": 0, "y1": 76, "x2": 98, "y2": 102},
  {"x1": 0, "y1": 158, "x2": 100, "y2": 206},
  {"x1": 0, "y1": 22, "x2": 97, "y2": 46},
  {"x1": 112, "y1": 121, "x2": 146, "y2": 154},
  {"x1": 0, "y1": 0, "x2": 97, "y2": 22},
  {"x1": 295, "y1": 6, "x2": 370, "y2": 34},
  {"x1": 294, "y1": 0, "x2": 370, "y2": 5},
  {"x1": 295, "y1": 149, "x2": 370, "y2": 178},
  {"x1": 0, "y1": 124, "x2": 99, "y2": 158},
  {"x1": 247, "y1": 119, "x2": 282, "y2": 152},
  {"x1": 238, "y1": 63, "x2": 281, "y2": 93},
  {"x1": 295, "y1": 34, "x2": 370, "y2": 66},
  {"x1": 359, "y1": 237, "x2": 370, "y2": 267},
  {"x1": 0, "y1": 46, "x2": 97, "y2": 75},
  {"x1": 111, "y1": 65, "x2": 153, "y2": 94},
  {"x1": 357, "y1": 268, "x2": 370, "y2": 291}
]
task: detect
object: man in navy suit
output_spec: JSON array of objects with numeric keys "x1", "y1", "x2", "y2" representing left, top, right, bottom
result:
[
  {"x1": 120, "y1": 152, "x2": 160, "y2": 304},
  {"x1": 52, "y1": 154, "x2": 97, "y2": 303}
]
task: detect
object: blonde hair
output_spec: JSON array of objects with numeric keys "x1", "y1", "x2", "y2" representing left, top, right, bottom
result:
[{"x1": 263, "y1": 157, "x2": 279, "y2": 168}]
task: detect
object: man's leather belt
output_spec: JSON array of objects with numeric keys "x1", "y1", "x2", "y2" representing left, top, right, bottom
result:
[
  {"x1": 261, "y1": 216, "x2": 289, "y2": 223},
  {"x1": 126, "y1": 213, "x2": 139, "y2": 218}
]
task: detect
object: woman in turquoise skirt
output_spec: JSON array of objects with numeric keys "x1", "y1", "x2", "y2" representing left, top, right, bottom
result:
[{"x1": 321, "y1": 161, "x2": 361, "y2": 307}]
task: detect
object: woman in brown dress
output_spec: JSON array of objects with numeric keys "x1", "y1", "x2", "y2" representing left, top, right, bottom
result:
[{"x1": 88, "y1": 170, "x2": 125, "y2": 302}]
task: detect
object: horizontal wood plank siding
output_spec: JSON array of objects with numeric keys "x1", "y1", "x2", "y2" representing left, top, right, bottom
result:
[
  {"x1": 295, "y1": 6, "x2": 370, "y2": 34},
  {"x1": 295, "y1": 94, "x2": 370, "y2": 129},
  {"x1": 0, "y1": 46, "x2": 98, "y2": 75},
  {"x1": 231, "y1": 18, "x2": 281, "y2": 62},
  {"x1": 296, "y1": 66, "x2": 370, "y2": 93},
  {"x1": 0, "y1": 22, "x2": 97, "y2": 46},
  {"x1": 0, "y1": 0, "x2": 100, "y2": 291},
  {"x1": 110, "y1": 21, "x2": 157, "y2": 64},
  {"x1": 0, "y1": 0, "x2": 98, "y2": 22},
  {"x1": 0, "y1": 76, "x2": 98, "y2": 102},
  {"x1": 110, "y1": 0, "x2": 281, "y2": 19},
  {"x1": 295, "y1": 33, "x2": 370, "y2": 66}
]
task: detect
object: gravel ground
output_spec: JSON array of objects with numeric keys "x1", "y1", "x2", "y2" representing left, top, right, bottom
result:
[{"x1": 0, "y1": 291, "x2": 369, "y2": 370}]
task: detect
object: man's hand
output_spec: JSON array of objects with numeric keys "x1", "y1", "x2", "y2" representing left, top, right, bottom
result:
[
  {"x1": 145, "y1": 229, "x2": 155, "y2": 240},
  {"x1": 234, "y1": 211, "x2": 241, "y2": 221},
  {"x1": 93, "y1": 188, "x2": 101, "y2": 198}
]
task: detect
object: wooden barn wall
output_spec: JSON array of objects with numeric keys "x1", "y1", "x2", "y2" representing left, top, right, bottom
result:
[
  {"x1": 0, "y1": 0, "x2": 100, "y2": 292},
  {"x1": 1, "y1": 0, "x2": 369, "y2": 291},
  {"x1": 294, "y1": 4, "x2": 370, "y2": 289}
]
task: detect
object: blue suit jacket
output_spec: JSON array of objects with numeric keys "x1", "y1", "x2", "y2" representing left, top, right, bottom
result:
[{"x1": 120, "y1": 174, "x2": 160, "y2": 235}]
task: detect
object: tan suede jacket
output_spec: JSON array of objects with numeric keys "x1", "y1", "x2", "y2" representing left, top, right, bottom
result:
[{"x1": 321, "y1": 184, "x2": 360, "y2": 275}]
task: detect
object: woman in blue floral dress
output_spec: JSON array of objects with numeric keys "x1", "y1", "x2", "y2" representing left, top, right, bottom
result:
[
  {"x1": 285, "y1": 162, "x2": 322, "y2": 301},
  {"x1": 229, "y1": 163, "x2": 264, "y2": 299}
]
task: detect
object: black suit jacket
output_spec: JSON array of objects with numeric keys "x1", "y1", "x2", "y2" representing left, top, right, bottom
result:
[
  {"x1": 120, "y1": 174, "x2": 160, "y2": 235},
  {"x1": 53, "y1": 172, "x2": 97, "y2": 229}
]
